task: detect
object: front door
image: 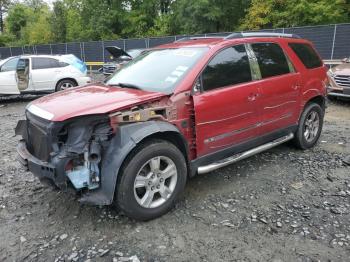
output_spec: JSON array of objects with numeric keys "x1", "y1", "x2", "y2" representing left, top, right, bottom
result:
[
  {"x1": 0, "y1": 57, "x2": 20, "y2": 95},
  {"x1": 16, "y1": 58, "x2": 30, "y2": 91},
  {"x1": 193, "y1": 44, "x2": 260, "y2": 157}
]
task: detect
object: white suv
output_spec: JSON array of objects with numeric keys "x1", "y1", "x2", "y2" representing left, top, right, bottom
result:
[{"x1": 0, "y1": 54, "x2": 91, "y2": 95}]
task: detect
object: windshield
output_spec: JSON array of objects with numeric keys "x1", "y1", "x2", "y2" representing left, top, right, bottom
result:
[
  {"x1": 0, "y1": 58, "x2": 10, "y2": 67},
  {"x1": 106, "y1": 47, "x2": 208, "y2": 94}
]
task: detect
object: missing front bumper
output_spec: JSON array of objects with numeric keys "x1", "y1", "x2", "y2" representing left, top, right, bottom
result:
[{"x1": 17, "y1": 140, "x2": 56, "y2": 180}]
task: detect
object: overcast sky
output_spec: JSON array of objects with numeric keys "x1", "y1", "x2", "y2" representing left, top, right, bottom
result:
[{"x1": 44, "y1": 0, "x2": 55, "y2": 6}]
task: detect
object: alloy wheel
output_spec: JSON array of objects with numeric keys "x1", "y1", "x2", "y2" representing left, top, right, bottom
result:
[
  {"x1": 60, "y1": 82, "x2": 74, "y2": 90},
  {"x1": 303, "y1": 111, "x2": 320, "y2": 143},
  {"x1": 133, "y1": 156, "x2": 178, "y2": 209}
]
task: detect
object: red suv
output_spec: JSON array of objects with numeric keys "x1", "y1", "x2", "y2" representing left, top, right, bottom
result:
[{"x1": 16, "y1": 33, "x2": 328, "y2": 220}]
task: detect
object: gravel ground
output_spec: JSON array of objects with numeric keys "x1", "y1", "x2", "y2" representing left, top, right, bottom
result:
[{"x1": 0, "y1": 94, "x2": 349, "y2": 262}]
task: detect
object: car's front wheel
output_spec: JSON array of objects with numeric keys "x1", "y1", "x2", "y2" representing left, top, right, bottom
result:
[
  {"x1": 293, "y1": 102, "x2": 324, "y2": 149},
  {"x1": 116, "y1": 140, "x2": 187, "y2": 221}
]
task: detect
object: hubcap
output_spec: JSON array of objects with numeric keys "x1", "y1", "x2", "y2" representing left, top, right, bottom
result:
[
  {"x1": 61, "y1": 82, "x2": 74, "y2": 90},
  {"x1": 134, "y1": 156, "x2": 178, "y2": 209},
  {"x1": 303, "y1": 111, "x2": 320, "y2": 143}
]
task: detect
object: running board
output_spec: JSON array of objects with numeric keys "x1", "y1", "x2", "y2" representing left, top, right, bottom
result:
[{"x1": 197, "y1": 133, "x2": 294, "y2": 174}]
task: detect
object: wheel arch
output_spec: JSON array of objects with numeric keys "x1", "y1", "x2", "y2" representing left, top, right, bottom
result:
[
  {"x1": 306, "y1": 95, "x2": 326, "y2": 109},
  {"x1": 89, "y1": 121, "x2": 190, "y2": 206},
  {"x1": 298, "y1": 94, "x2": 326, "y2": 122}
]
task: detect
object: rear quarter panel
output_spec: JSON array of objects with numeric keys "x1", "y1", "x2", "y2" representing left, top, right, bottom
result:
[{"x1": 282, "y1": 39, "x2": 327, "y2": 115}]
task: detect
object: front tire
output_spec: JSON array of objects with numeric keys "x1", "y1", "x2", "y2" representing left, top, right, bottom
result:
[
  {"x1": 293, "y1": 102, "x2": 324, "y2": 150},
  {"x1": 116, "y1": 140, "x2": 187, "y2": 221}
]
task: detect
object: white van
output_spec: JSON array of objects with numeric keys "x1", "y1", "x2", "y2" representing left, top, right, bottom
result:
[{"x1": 0, "y1": 54, "x2": 91, "y2": 95}]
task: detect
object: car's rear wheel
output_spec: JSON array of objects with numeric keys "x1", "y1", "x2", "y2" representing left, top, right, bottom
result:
[
  {"x1": 116, "y1": 140, "x2": 187, "y2": 221},
  {"x1": 56, "y1": 79, "x2": 77, "y2": 92},
  {"x1": 293, "y1": 102, "x2": 324, "y2": 149}
]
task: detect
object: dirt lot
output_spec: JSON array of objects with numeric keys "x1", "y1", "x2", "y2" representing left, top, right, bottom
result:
[{"x1": 0, "y1": 96, "x2": 349, "y2": 262}]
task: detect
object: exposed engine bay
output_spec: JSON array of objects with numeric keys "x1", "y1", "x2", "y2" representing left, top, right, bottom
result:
[{"x1": 63, "y1": 122, "x2": 112, "y2": 190}]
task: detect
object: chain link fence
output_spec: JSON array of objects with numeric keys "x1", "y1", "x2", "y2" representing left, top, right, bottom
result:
[{"x1": 0, "y1": 24, "x2": 349, "y2": 62}]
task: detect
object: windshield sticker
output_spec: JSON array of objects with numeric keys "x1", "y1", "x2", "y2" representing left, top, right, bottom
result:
[
  {"x1": 172, "y1": 70, "x2": 184, "y2": 77},
  {"x1": 176, "y1": 66, "x2": 189, "y2": 72},
  {"x1": 165, "y1": 76, "x2": 178, "y2": 83},
  {"x1": 174, "y1": 50, "x2": 198, "y2": 57}
]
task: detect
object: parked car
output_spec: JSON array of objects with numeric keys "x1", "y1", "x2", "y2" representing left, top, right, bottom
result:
[
  {"x1": 0, "y1": 54, "x2": 91, "y2": 95},
  {"x1": 16, "y1": 33, "x2": 328, "y2": 221},
  {"x1": 328, "y1": 57, "x2": 350, "y2": 98},
  {"x1": 101, "y1": 46, "x2": 144, "y2": 75}
]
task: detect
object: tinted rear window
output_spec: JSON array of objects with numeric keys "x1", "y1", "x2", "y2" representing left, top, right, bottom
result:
[
  {"x1": 251, "y1": 43, "x2": 291, "y2": 79},
  {"x1": 32, "y1": 57, "x2": 62, "y2": 70},
  {"x1": 288, "y1": 43, "x2": 322, "y2": 69}
]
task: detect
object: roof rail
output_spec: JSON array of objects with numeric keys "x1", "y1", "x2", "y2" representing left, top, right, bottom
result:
[
  {"x1": 175, "y1": 36, "x2": 222, "y2": 42},
  {"x1": 224, "y1": 32, "x2": 301, "y2": 40}
]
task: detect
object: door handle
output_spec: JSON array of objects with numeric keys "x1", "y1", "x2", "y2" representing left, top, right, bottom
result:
[
  {"x1": 247, "y1": 93, "x2": 259, "y2": 102},
  {"x1": 292, "y1": 84, "x2": 301, "y2": 90}
]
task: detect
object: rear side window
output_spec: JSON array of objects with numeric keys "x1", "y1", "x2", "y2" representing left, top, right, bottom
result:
[
  {"x1": 251, "y1": 43, "x2": 291, "y2": 79},
  {"x1": 289, "y1": 43, "x2": 322, "y2": 69},
  {"x1": 202, "y1": 45, "x2": 252, "y2": 91},
  {"x1": 32, "y1": 57, "x2": 63, "y2": 70}
]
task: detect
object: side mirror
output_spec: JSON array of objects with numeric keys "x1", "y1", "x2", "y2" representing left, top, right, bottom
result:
[{"x1": 192, "y1": 77, "x2": 202, "y2": 94}]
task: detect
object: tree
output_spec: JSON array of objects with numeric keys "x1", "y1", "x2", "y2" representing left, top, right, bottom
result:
[
  {"x1": 160, "y1": 0, "x2": 171, "y2": 14},
  {"x1": 0, "y1": 0, "x2": 11, "y2": 33},
  {"x1": 6, "y1": 4, "x2": 31, "y2": 38},
  {"x1": 1, "y1": 0, "x2": 350, "y2": 46},
  {"x1": 74, "y1": 0, "x2": 125, "y2": 40},
  {"x1": 24, "y1": 0, "x2": 45, "y2": 11},
  {"x1": 0, "y1": 33, "x2": 12, "y2": 47},
  {"x1": 22, "y1": 6, "x2": 53, "y2": 44},
  {"x1": 169, "y1": 0, "x2": 250, "y2": 34},
  {"x1": 122, "y1": 0, "x2": 159, "y2": 37},
  {"x1": 241, "y1": 0, "x2": 349, "y2": 30},
  {"x1": 51, "y1": 0, "x2": 67, "y2": 42}
]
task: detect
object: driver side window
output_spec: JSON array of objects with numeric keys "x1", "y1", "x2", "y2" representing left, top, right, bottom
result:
[
  {"x1": 202, "y1": 45, "x2": 252, "y2": 92},
  {"x1": 0, "y1": 58, "x2": 20, "y2": 72}
]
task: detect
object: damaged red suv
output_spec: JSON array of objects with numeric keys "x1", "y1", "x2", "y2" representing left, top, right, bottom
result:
[{"x1": 16, "y1": 33, "x2": 328, "y2": 220}]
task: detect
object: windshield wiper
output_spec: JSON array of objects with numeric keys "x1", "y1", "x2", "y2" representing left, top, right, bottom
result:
[{"x1": 109, "y1": 82, "x2": 142, "y2": 90}]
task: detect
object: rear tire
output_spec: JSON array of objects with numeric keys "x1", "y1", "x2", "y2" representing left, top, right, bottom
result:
[
  {"x1": 116, "y1": 140, "x2": 187, "y2": 221},
  {"x1": 56, "y1": 79, "x2": 77, "y2": 92},
  {"x1": 293, "y1": 102, "x2": 324, "y2": 150}
]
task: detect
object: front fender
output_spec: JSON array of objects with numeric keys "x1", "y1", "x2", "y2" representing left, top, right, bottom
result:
[{"x1": 79, "y1": 121, "x2": 184, "y2": 205}]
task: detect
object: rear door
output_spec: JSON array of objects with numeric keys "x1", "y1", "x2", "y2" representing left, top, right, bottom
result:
[
  {"x1": 31, "y1": 57, "x2": 61, "y2": 91},
  {"x1": 193, "y1": 44, "x2": 260, "y2": 157},
  {"x1": 0, "y1": 58, "x2": 20, "y2": 95},
  {"x1": 249, "y1": 42, "x2": 302, "y2": 135}
]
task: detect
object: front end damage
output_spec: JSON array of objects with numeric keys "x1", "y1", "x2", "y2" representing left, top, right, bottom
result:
[
  {"x1": 15, "y1": 96, "x2": 190, "y2": 206},
  {"x1": 16, "y1": 111, "x2": 112, "y2": 195}
]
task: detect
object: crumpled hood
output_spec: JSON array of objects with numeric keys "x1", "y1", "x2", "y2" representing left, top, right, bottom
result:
[
  {"x1": 29, "y1": 84, "x2": 166, "y2": 122},
  {"x1": 331, "y1": 63, "x2": 350, "y2": 75}
]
